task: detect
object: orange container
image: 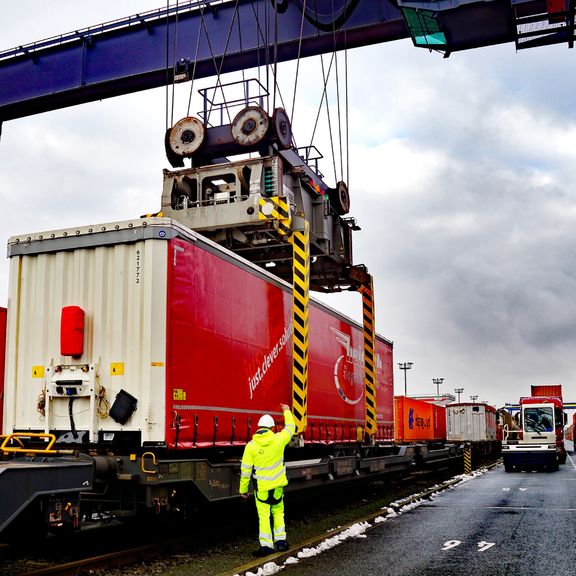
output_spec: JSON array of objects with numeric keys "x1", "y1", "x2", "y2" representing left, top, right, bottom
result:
[{"x1": 394, "y1": 396, "x2": 446, "y2": 442}]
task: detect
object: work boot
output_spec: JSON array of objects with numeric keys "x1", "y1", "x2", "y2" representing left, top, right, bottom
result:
[
  {"x1": 275, "y1": 540, "x2": 289, "y2": 551},
  {"x1": 252, "y1": 546, "x2": 275, "y2": 557}
]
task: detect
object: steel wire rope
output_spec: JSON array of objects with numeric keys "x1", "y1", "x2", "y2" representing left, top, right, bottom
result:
[
  {"x1": 331, "y1": 0, "x2": 345, "y2": 183},
  {"x1": 250, "y1": 0, "x2": 271, "y2": 112},
  {"x1": 237, "y1": 4, "x2": 247, "y2": 90},
  {"x1": 273, "y1": 4, "x2": 279, "y2": 111},
  {"x1": 320, "y1": 52, "x2": 339, "y2": 184},
  {"x1": 290, "y1": 0, "x2": 308, "y2": 128},
  {"x1": 203, "y1": 0, "x2": 241, "y2": 126},
  {"x1": 268, "y1": 5, "x2": 291, "y2": 131},
  {"x1": 308, "y1": 0, "x2": 338, "y2": 181},
  {"x1": 186, "y1": 4, "x2": 206, "y2": 116},
  {"x1": 309, "y1": 51, "x2": 335, "y2": 148},
  {"x1": 247, "y1": 0, "x2": 290, "y2": 144},
  {"x1": 170, "y1": 0, "x2": 180, "y2": 128},
  {"x1": 165, "y1": 0, "x2": 170, "y2": 130},
  {"x1": 344, "y1": 35, "x2": 350, "y2": 187}
]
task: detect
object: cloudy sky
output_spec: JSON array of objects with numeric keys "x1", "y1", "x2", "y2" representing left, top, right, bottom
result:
[{"x1": 1, "y1": 1, "x2": 575, "y2": 407}]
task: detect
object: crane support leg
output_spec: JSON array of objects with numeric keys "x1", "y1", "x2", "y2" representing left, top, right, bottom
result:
[
  {"x1": 289, "y1": 221, "x2": 310, "y2": 434},
  {"x1": 359, "y1": 275, "x2": 377, "y2": 438}
]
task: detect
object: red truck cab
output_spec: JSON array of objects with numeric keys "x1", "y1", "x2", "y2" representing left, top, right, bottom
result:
[{"x1": 502, "y1": 395, "x2": 566, "y2": 472}]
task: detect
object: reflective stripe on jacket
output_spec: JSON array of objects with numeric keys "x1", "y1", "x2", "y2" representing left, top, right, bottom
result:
[{"x1": 239, "y1": 409, "x2": 295, "y2": 494}]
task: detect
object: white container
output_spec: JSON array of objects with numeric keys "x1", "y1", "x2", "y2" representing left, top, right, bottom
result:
[
  {"x1": 446, "y1": 403, "x2": 497, "y2": 442},
  {"x1": 4, "y1": 218, "x2": 172, "y2": 444}
]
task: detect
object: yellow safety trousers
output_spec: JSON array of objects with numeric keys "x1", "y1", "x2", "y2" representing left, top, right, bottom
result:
[{"x1": 255, "y1": 487, "x2": 286, "y2": 548}]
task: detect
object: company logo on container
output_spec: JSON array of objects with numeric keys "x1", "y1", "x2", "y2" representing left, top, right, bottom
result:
[
  {"x1": 408, "y1": 408, "x2": 431, "y2": 430},
  {"x1": 247, "y1": 321, "x2": 293, "y2": 400},
  {"x1": 330, "y1": 328, "x2": 383, "y2": 405}
]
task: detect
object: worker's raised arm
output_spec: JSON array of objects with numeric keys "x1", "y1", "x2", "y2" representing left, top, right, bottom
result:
[{"x1": 280, "y1": 403, "x2": 295, "y2": 441}]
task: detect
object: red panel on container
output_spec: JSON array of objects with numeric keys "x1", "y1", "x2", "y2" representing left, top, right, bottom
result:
[
  {"x1": 531, "y1": 385, "x2": 562, "y2": 400},
  {"x1": 0, "y1": 308, "x2": 6, "y2": 432},
  {"x1": 394, "y1": 396, "x2": 446, "y2": 442},
  {"x1": 60, "y1": 306, "x2": 85, "y2": 357},
  {"x1": 164, "y1": 238, "x2": 394, "y2": 449},
  {"x1": 547, "y1": 0, "x2": 565, "y2": 13}
]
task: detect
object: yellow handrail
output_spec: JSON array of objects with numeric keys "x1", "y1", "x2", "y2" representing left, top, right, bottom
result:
[
  {"x1": 0, "y1": 432, "x2": 57, "y2": 454},
  {"x1": 141, "y1": 451, "x2": 158, "y2": 474}
]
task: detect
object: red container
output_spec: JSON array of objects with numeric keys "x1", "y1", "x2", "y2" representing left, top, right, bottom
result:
[
  {"x1": 0, "y1": 307, "x2": 6, "y2": 431},
  {"x1": 531, "y1": 385, "x2": 562, "y2": 400},
  {"x1": 166, "y1": 237, "x2": 394, "y2": 448},
  {"x1": 394, "y1": 396, "x2": 446, "y2": 442}
]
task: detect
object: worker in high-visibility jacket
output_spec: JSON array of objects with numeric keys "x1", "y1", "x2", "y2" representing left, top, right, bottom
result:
[{"x1": 240, "y1": 403, "x2": 295, "y2": 557}]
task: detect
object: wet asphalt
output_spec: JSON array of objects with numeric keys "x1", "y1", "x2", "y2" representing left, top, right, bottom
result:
[{"x1": 281, "y1": 455, "x2": 576, "y2": 576}]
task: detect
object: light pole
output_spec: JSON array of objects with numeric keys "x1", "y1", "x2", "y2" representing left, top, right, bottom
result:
[
  {"x1": 398, "y1": 362, "x2": 413, "y2": 396},
  {"x1": 470, "y1": 395, "x2": 478, "y2": 402},
  {"x1": 432, "y1": 378, "x2": 444, "y2": 399},
  {"x1": 454, "y1": 388, "x2": 464, "y2": 402}
]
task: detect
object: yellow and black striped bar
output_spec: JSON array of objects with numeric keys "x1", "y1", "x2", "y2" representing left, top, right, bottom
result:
[
  {"x1": 464, "y1": 444, "x2": 472, "y2": 475},
  {"x1": 289, "y1": 221, "x2": 310, "y2": 433},
  {"x1": 359, "y1": 275, "x2": 377, "y2": 437},
  {"x1": 258, "y1": 196, "x2": 292, "y2": 236}
]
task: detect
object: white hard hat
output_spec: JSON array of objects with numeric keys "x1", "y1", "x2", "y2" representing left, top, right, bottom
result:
[{"x1": 258, "y1": 414, "x2": 275, "y2": 428}]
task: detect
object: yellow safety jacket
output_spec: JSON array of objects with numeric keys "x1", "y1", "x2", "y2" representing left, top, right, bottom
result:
[{"x1": 239, "y1": 409, "x2": 295, "y2": 494}]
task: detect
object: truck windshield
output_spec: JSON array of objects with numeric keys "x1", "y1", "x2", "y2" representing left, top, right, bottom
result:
[{"x1": 523, "y1": 407, "x2": 554, "y2": 433}]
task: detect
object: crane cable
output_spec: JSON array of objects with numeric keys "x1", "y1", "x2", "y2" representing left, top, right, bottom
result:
[
  {"x1": 164, "y1": 0, "x2": 181, "y2": 130},
  {"x1": 186, "y1": 3, "x2": 207, "y2": 117},
  {"x1": 179, "y1": 0, "x2": 242, "y2": 125},
  {"x1": 307, "y1": 0, "x2": 349, "y2": 186},
  {"x1": 251, "y1": 1, "x2": 291, "y2": 133},
  {"x1": 202, "y1": 0, "x2": 242, "y2": 125},
  {"x1": 171, "y1": 0, "x2": 180, "y2": 128},
  {"x1": 164, "y1": 0, "x2": 170, "y2": 131},
  {"x1": 290, "y1": 0, "x2": 308, "y2": 128}
]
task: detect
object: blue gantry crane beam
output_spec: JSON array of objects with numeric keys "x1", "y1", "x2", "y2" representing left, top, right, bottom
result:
[{"x1": 0, "y1": 0, "x2": 574, "y2": 124}]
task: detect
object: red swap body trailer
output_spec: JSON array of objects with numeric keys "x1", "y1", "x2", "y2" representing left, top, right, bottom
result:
[
  {"x1": 0, "y1": 218, "x2": 402, "y2": 535},
  {"x1": 4, "y1": 218, "x2": 394, "y2": 453}
]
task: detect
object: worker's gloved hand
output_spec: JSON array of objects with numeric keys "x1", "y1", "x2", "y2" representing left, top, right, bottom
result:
[
  {"x1": 280, "y1": 403, "x2": 290, "y2": 412},
  {"x1": 240, "y1": 493, "x2": 250, "y2": 500}
]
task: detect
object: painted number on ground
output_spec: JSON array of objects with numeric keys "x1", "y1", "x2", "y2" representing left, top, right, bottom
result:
[
  {"x1": 442, "y1": 540, "x2": 495, "y2": 552},
  {"x1": 442, "y1": 541, "x2": 461, "y2": 551}
]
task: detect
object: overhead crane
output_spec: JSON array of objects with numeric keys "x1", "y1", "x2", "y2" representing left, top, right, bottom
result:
[
  {"x1": 0, "y1": 0, "x2": 573, "y2": 438},
  {"x1": 0, "y1": 0, "x2": 574, "y2": 124}
]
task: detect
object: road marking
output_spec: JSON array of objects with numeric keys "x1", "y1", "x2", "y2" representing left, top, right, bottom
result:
[
  {"x1": 502, "y1": 488, "x2": 510, "y2": 491},
  {"x1": 568, "y1": 453, "x2": 576, "y2": 472},
  {"x1": 442, "y1": 540, "x2": 496, "y2": 552},
  {"x1": 442, "y1": 540, "x2": 461, "y2": 551},
  {"x1": 519, "y1": 488, "x2": 528, "y2": 491}
]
